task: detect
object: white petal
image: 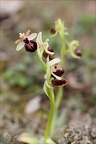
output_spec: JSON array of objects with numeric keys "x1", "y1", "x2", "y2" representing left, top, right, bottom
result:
[
  {"x1": 16, "y1": 42, "x2": 24, "y2": 51},
  {"x1": 39, "y1": 32, "x2": 43, "y2": 44},
  {"x1": 15, "y1": 39, "x2": 21, "y2": 44},
  {"x1": 36, "y1": 32, "x2": 43, "y2": 44},
  {"x1": 45, "y1": 48, "x2": 54, "y2": 55},
  {"x1": 51, "y1": 72, "x2": 62, "y2": 80},
  {"x1": 48, "y1": 58, "x2": 61, "y2": 67},
  {"x1": 28, "y1": 33, "x2": 37, "y2": 40},
  {"x1": 25, "y1": 30, "x2": 31, "y2": 37}
]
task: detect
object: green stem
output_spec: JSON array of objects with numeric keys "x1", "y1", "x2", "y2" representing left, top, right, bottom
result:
[
  {"x1": 51, "y1": 87, "x2": 63, "y2": 136},
  {"x1": 51, "y1": 36, "x2": 66, "y2": 137},
  {"x1": 56, "y1": 36, "x2": 65, "y2": 114},
  {"x1": 61, "y1": 37, "x2": 66, "y2": 67},
  {"x1": 36, "y1": 52, "x2": 46, "y2": 71},
  {"x1": 56, "y1": 36, "x2": 65, "y2": 111},
  {"x1": 55, "y1": 87, "x2": 63, "y2": 110},
  {"x1": 44, "y1": 88, "x2": 55, "y2": 143},
  {"x1": 36, "y1": 49, "x2": 55, "y2": 143}
]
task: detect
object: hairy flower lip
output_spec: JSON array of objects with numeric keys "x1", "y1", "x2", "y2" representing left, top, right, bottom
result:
[
  {"x1": 43, "y1": 47, "x2": 55, "y2": 60},
  {"x1": 51, "y1": 64, "x2": 64, "y2": 77},
  {"x1": 53, "y1": 69, "x2": 64, "y2": 77},
  {"x1": 25, "y1": 40, "x2": 37, "y2": 52},
  {"x1": 52, "y1": 78, "x2": 67, "y2": 87}
]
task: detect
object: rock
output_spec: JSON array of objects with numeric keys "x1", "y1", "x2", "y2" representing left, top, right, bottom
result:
[
  {"x1": 1, "y1": 1, "x2": 24, "y2": 17},
  {"x1": 67, "y1": 67, "x2": 91, "y2": 91},
  {"x1": 56, "y1": 124, "x2": 96, "y2": 144},
  {"x1": 25, "y1": 96, "x2": 41, "y2": 114},
  {"x1": 0, "y1": 1, "x2": 25, "y2": 29}
]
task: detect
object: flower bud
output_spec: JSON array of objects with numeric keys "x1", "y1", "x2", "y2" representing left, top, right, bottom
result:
[
  {"x1": 74, "y1": 49, "x2": 82, "y2": 58},
  {"x1": 50, "y1": 28, "x2": 56, "y2": 34}
]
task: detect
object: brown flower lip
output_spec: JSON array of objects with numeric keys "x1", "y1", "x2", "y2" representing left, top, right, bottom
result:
[
  {"x1": 74, "y1": 49, "x2": 82, "y2": 57},
  {"x1": 52, "y1": 64, "x2": 64, "y2": 77},
  {"x1": 50, "y1": 28, "x2": 56, "y2": 34},
  {"x1": 52, "y1": 78, "x2": 67, "y2": 87},
  {"x1": 24, "y1": 40, "x2": 37, "y2": 52},
  {"x1": 43, "y1": 47, "x2": 55, "y2": 60}
]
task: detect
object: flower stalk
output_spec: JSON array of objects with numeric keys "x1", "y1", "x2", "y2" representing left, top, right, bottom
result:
[
  {"x1": 44, "y1": 86, "x2": 55, "y2": 143},
  {"x1": 36, "y1": 48, "x2": 46, "y2": 71},
  {"x1": 51, "y1": 19, "x2": 81, "y2": 137}
]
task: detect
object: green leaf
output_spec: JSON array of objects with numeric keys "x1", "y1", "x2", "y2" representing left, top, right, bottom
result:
[
  {"x1": 18, "y1": 133, "x2": 39, "y2": 144},
  {"x1": 56, "y1": 109, "x2": 68, "y2": 128},
  {"x1": 46, "y1": 138, "x2": 56, "y2": 144}
]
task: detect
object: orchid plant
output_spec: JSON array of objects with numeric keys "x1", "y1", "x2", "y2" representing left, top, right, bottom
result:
[
  {"x1": 15, "y1": 19, "x2": 81, "y2": 144},
  {"x1": 15, "y1": 29, "x2": 67, "y2": 144}
]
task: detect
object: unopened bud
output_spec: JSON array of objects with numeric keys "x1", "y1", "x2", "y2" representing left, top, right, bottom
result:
[
  {"x1": 50, "y1": 28, "x2": 56, "y2": 34},
  {"x1": 74, "y1": 49, "x2": 82, "y2": 57}
]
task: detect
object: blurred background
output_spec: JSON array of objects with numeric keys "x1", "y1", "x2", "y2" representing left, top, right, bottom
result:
[{"x1": 0, "y1": 0, "x2": 96, "y2": 142}]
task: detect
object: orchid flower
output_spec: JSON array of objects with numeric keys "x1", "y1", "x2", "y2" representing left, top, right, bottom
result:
[
  {"x1": 36, "y1": 32, "x2": 55, "y2": 60},
  {"x1": 15, "y1": 30, "x2": 37, "y2": 52},
  {"x1": 44, "y1": 58, "x2": 67, "y2": 90},
  {"x1": 68, "y1": 40, "x2": 82, "y2": 58},
  {"x1": 51, "y1": 19, "x2": 68, "y2": 38}
]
